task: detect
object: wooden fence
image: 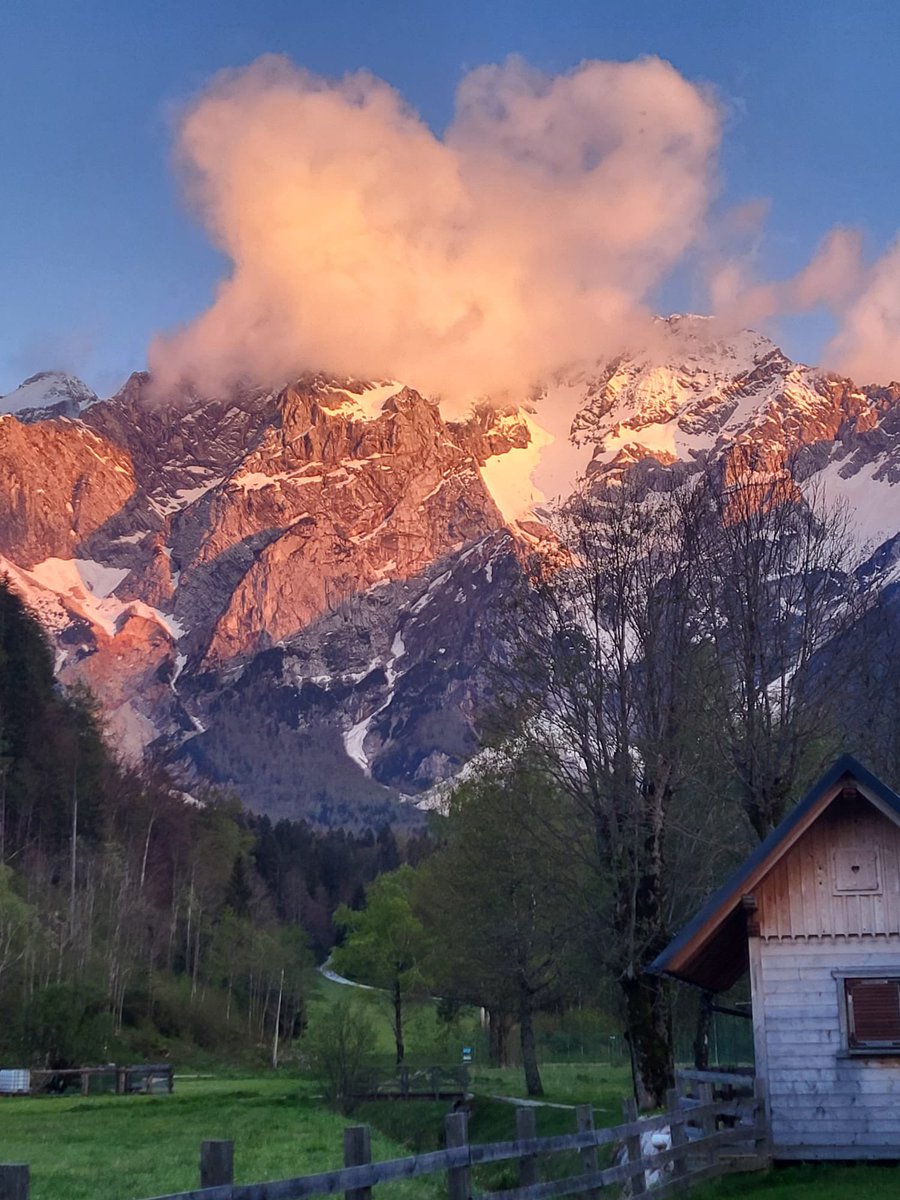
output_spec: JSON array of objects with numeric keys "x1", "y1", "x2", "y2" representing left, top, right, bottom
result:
[
  {"x1": 25, "y1": 1063, "x2": 173, "y2": 1097},
  {"x1": 0, "y1": 1078, "x2": 768, "y2": 1200},
  {"x1": 354, "y1": 1064, "x2": 469, "y2": 1101}
]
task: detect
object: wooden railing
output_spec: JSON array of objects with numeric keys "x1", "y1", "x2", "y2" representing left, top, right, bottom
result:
[
  {"x1": 354, "y1": 1064, "x2": 469, "y2": 1101},
  {"x1": 0, "y1": 1079, "x2": 768, "y2": 1200},
  {"x1": 27, "y1": 1063, "x2": 173, "y2": 1097}
]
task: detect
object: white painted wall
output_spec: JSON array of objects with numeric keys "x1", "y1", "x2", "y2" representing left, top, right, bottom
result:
[{"x1": 753, "y1": 936, "x2": 900, "y2": 1158}]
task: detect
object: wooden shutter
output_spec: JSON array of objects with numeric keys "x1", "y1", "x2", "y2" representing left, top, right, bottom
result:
[{"x1": 845, "y1": 978, "x2": 900, "y2": 1048}]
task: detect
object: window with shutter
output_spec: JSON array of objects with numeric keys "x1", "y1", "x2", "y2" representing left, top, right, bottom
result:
[{"x1": 845, "y1": 978, "x2": 900, "y2": 1049}]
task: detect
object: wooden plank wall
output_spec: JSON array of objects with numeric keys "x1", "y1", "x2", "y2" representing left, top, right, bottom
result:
[
  {"x1": 755, "y1": 798, "x2": 900, "y2": 940},
  {"x1": 758, "y1": 938, "x2": 900, "y2": 1157},
  {"x1": 748, "y1": 795, "x2": 900, "y2": 1156}
]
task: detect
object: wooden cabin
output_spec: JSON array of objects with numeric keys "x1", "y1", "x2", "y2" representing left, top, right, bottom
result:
[{"x1": 652, "y1": 755, "x2": 900, "y2": 1160}]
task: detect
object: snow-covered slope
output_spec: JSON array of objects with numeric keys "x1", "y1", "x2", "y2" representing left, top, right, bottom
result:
[
  {"x1": 0, "y1": 371, "x2": 97, "y2": 420},
  {"x1": 1, "y1": 322, "x2": 900, "y2": 824},
  {"x1": 568, "y1": 317, "x2": 900, "y2": 550}
]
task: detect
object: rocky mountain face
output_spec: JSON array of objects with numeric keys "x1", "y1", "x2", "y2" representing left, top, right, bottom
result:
[
  {"x1": 0, "y1": 372, "x2": 536, "y2": 824},
  {"x1": 4, "y1": 317, "x2": 900, "y2": 825},
  {"x1": 572, "y1": 321, "x2": 900, "y2": 541}
]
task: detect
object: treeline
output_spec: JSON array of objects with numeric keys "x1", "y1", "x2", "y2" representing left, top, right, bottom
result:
[
  {"x1": 0, "y1": 580, "x2": 429, "y2": 1068},
  {"x1": 332, "y1": 455, "x2": 900, "y2": 1109}
]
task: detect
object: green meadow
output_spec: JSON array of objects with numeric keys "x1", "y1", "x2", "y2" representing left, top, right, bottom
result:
[
  {"x1": 2, "y1": 980, "x2": 897, "y2": 1200},
  {"x1": 3, "y1": 1068, "x2": 899, "y2": 1200}
]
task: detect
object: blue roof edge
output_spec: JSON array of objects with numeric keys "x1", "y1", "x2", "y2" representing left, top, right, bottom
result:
[{"x1": 648, "y1": 754, "x2": 900, "y2": 978}]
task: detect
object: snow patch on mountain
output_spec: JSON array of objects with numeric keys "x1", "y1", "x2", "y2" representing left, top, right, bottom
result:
[
  {"x1": 30, "y1": 557, "x2": 129, "y2": 598},
  {"x1": 6, "y1": 556, "x2": 182, "y2": 641},
  {"x1": 319, "y1": 380, "x2": 403, "y2": 420},
  {"x1": 0, "y1": 371, "x2": 97, "y2": 417},
  {"x1": 480, "y1": 413, "x2": 554, "y2": 522},
  {"x1": 342, "y1": 621, "x2": 408, "y2": 774},
  {"x1": 813, "y1": 457, "x2": 900, "y2": 549}
]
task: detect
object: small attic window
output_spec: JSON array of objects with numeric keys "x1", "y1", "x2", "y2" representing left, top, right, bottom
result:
[
  {"x1": 833, "y1": 847, "x2": 881, "y2": 894},
  {"x1": 845, "y1": 978, "x2": 900, "y2": 1050}
]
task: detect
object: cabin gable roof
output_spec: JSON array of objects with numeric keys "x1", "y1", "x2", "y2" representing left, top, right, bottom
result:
[{"x1": 649, "y1": 755, "x2": 900, "y2": 992}]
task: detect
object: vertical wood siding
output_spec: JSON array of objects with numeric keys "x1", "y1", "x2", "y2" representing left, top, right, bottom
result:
[
  {"x1": 747, "y1": 795, "x2": 900, "y2": 1154},
  {"x1": 755, "y1": 798, "x2": 900, "y2": 940}
]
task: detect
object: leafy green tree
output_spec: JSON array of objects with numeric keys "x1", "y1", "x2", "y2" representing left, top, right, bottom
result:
[
  {"x1": 20, "y1": 983, "x2": 112, "y2": 1069},
  {"x1": 332, "y1": 866, "x2": 430, "y2": 1064},
  {"x1": 415, "y1": 762, "x2": 578, "y2": 1096}
]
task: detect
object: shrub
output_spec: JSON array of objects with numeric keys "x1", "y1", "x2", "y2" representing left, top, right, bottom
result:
[
  {"x1": 303, "y1": 995, "x2": 376, "y2": 1114},
  {"x1": 19, "y1": 984, "x2": 112, "y2": 1068}
]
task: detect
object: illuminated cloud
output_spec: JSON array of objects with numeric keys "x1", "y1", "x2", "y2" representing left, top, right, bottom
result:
[
  {"x1": 825, "y1": 239, "x2": 900, "y2": 384},
  {"x1": 149, "y1": 54, "x2": 721, "y2": 406}
]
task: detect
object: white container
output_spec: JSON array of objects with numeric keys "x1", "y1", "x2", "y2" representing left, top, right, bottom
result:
[{"x1": 0, "y1": 1069, "x2": 30, "y2": 1094}]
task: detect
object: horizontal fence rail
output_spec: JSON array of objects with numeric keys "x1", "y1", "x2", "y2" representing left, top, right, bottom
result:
[
  {"x1": 18, "y1": 1063, "x2": 174, "y2": 1097},
  {"x1": 0, "y1": 1076, "x2": 768, "y2": 1200}
]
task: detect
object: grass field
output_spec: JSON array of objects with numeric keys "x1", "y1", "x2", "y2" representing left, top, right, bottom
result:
[
  {"x1": 0, "y1": 1065, "x2": 634, "y2": 1200},
  {"x1": 4, "y1": 972, "x2": 897, "y2": 1200},
  {"x1": 0, "y1": 1067, "x2": 623, "y2": 1200},
  {"x1": 0, "y1": 1076, "x2": 440, "y2": 1200},
  {"x1": 3, "y1": 1067, "x2": 900, "y2": 1200},
  {"x1": 693, "y1": 1163, "x2": 900, "y2": 1200}
]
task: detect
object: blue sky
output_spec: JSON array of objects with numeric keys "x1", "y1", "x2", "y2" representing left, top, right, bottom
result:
[{"x1": 2, "y1": 0, "x2": 899, "y2": 395}]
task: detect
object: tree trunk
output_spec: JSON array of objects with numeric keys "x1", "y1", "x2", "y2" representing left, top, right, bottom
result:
[
  {"x1": 518, "y1": 987, "x2": 543, "y2": 1097},
  {"x1": 272, "y1": 968, "x2": 284, "y2": 1069},
  {"x1": 693, "y1": 992, "x2": 712, "y2": 1070},
  {"x1": 392, "y1": 975, "x2": 405, "y2": 1064},
  {"x1": 487, "y1": 1005, "x2": 511, "y2": 1067},
  {"x1": 621, "y1": 970, "x2": 673, "y2": 1110}
]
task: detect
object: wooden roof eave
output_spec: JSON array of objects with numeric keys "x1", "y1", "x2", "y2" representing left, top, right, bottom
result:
[{"x1": 649, "y1": 756, "x2": 900, "y2": 993}]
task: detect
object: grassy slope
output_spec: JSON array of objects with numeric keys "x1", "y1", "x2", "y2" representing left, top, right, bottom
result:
[
  {"x1": 0, "y1": 1077, "x2": 438, "y2": 1200},
  {"x1": 694, "y1": 1164, "x2": 900, "y2": 1199},
  {"x1": 4, "y1": 1070, "x2": 899, "y2": 1200},
  {"x1": 310, "y1": 972, "x2": 483, "y2": 1063},
  {"x1": 7, "y1": 966, "x2": 896, "y2": 1200}
]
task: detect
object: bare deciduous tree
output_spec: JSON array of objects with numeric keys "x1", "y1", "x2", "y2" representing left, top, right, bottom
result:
[
  {"x1": 495, "y1": 451, "x2": 864, "y2": 1106},
  {"x1": 496, "y1": 475, "x2": 708, "y2": 1108},
  {"x1": 692, "y1": 450, "x2": 865, "y2": 837}
]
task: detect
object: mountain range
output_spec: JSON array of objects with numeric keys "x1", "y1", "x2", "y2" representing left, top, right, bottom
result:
[{"x1": 3, "y1": 316, "x2": 900, "y2": 825}]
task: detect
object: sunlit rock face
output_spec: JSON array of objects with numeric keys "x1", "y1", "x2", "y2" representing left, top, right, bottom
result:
[
  {"x1": 0, "y1": 372, "x2": 531, "y2": 824},
  {"x1": 3, "y1": 320, "x2": 900, "y2": 824}
]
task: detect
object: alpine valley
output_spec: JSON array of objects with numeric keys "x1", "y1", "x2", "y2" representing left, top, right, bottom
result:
[{"x1": 4, "y1": 317, "x2": 900, "y2": 826}]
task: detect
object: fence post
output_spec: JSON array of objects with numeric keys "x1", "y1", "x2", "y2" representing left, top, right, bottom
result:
[
  {"x1": 697, "y1": 1080, "x2": 715, "y2": 1167},
  {"x1": 666, "y1": 1088, "x2": 688, "y2": 1189},
  {"x1": 0, "y1": 1165, "x2": 29, "y2": 1200},
  {"x1": 576, "y1": 1105, "x2": 599, "y2": 1200},
  {"x1": 516, "y1": 1107, "x2": 538, "y2": 1190},
  {"x1": 80, "y1": 1067, "x2": 90, "y2": 1097},
  {"x1": 753, "y1": 1076, "x2": 770, "y2": 1161},
  {"x1": 445, "y1": 1110, "x2": 469, "y2": 1200},
  {"x1": 200, "y1": 1140, "x2": 234, "y2": 1188},
  {"x1": 622, "y1": 1098, "x2": 645, "y2": 1197},
  {"x1": 344, "y1": 1125, "x2": 372, "y2": 1200},
  {"x1": 116, "y1": 1067, "x2": 127, "y2": 1096}
]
